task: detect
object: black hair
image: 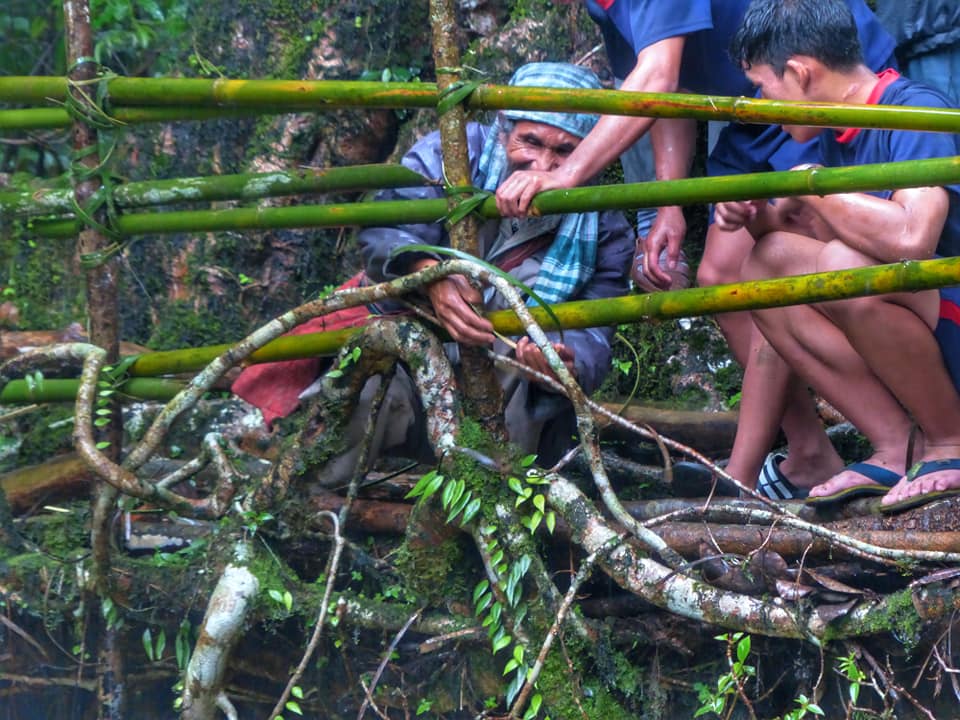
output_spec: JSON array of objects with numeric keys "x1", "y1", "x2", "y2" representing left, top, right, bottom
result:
[{"x1": 730, "y1": 0, "x2": 864, "y2": 77}]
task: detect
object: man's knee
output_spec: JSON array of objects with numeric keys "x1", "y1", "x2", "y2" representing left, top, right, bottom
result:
[{"x1": 698, "y1": 224, "x2": 755, "y2": 287}]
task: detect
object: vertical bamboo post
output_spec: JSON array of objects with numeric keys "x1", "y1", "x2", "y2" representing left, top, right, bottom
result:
[
  {"x1": 62, "y1": 2, "x2": 125, "y2": 717},
  {"x1": 428, "y1": 0, "x2": 506, "y2": 436}
]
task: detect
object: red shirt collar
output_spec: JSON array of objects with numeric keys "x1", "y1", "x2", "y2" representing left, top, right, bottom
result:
[{"x1": 834, "y1": 68, "x2": 900, "y2": 144}]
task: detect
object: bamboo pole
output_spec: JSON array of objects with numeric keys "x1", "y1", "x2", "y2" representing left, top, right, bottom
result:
[
  {"x1": 20, "y1": 156, "x2": 960, "y2": 239},
  {"x1": 4, "y1": 77, "x2": 960, "y2": 132},
  {"x1": 0, "y1": 164, "x2": 429, "y2": 217},
  {"x1": 2, "y1": 257, "x2": 956, "y2": 406}
]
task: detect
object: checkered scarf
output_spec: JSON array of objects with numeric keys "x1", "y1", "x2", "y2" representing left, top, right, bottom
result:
[{"x1": 475, "y1": 62, "x2": 601, "y2": 305}]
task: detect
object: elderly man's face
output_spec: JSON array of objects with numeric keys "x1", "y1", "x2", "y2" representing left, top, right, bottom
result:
[{"x1": 503, "y1": 121, "x2": 580, "y2": 174}]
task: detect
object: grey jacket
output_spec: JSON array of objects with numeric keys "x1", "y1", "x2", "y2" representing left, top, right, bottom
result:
[
  {"x1": 876, "y1": 0, "x2": 960, "y2": 58},
  {"x1": 357, "y1": 122, "x2": 635, "y2": 396}
]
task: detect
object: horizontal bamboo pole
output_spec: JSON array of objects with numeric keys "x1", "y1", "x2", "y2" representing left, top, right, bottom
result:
[
  {"x1": 127, "y1": 256, "x2": 960, "y2": 376},
  {"x1": 0, "y1": 377, "x2": 185, "y2": 404},
  {"x1": 4, "y1": 257, "x2": 958, "y2": 405},
  {"x1": 21, "y1": 156, "x2": 960, "y2": 239},
  {"x1": 0, "y1": 164, "x2": 429, "y2": 217},
  {"x1": 4, "y1": 77, "x2": 960, "y2": 132}
]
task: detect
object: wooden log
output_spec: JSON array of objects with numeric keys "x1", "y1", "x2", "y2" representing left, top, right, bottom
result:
[
  {"x1": 597, "y1": 403, "x2": 738, "y2": 457},
  {"x1": 655, "y1": 522, "x2": 960, "y2": 559},
  {"x1": 0, "y1": 453, "x2": 93, "y2": 513}
]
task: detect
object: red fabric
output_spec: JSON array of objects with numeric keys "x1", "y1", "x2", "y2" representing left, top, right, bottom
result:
[
  {"x1": 835, "y1": 69, "x2": 901, "y2": 144},
  {"x1": 942, "y1": 296, "x2": 960, "y2": 325},
  {"x1": 231, "y1": 272, "x2": 371, "y2": 426}
]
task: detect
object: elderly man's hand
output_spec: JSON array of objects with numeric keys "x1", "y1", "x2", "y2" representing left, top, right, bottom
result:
[
  {"x1": 515, "y1": 337, "x2": 576, "y2": 384},
  {"x1": 422, "y1": 273, "x2": 495, "y2": 346},
  {"x1": 495, "y1": 170, "x2": 570, "y2": 218}
]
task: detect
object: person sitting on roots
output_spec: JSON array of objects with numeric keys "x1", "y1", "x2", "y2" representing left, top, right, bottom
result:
[
  {"x1": 232, "y1": 62, "x2": 635, "y2": 477},
  {"x1": 495, "y1": 0, "x2": 896, "y2": 498},
  {"x1": 718, "y1": 0, "x2": 960, "y2": 511}
]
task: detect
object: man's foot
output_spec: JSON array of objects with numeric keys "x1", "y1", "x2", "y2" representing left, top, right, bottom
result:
[
  {"x1": 756, "y1": 452, "x2": 808, "y2": 499},
  {"x1": 880, "y1": 456, "x2": 960, "y2": 513},
  {"x1": 806, "y1": 454, "x2": 903, "y2": 506}
]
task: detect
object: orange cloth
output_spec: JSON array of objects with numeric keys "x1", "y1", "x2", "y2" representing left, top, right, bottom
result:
[{"x1": 231, "y1": 272, "x2": 371, "y2": 426}]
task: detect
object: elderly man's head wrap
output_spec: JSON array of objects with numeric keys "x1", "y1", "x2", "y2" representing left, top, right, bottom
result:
[
  {"x1": 501, "y1": 62, "x2": 601, "y2": 139},
  {"x1": 475, "y1": 62, "x2": 603, "y2": 305}
]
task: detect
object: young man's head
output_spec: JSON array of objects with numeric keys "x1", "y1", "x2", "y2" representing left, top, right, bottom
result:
[
  {"x1": 730, "y1": 0, "x2": 869, "y2": 141},
  {"x1": 731, "y1": 0, "x2": 864, "y2": 77}
]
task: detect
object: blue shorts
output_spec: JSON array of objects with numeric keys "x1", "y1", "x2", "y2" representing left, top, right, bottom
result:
[{"x1": 935, "y1": 285, "x2": 960, "y2": 393}]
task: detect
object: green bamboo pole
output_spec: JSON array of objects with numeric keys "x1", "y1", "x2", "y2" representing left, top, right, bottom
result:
[
  {"x1": 0, "y1": 164, "x2": 429, "y2": 217},
  {"x1": 0, "y1": 377, "x2": 185, "y2": 404},
  {"x1": 21, "y1": 156, "x2": 960, "y2": 239},
  {"x1": 0, "y1": 106, "x2": 266, "y2": 132},
  {"x1": 3, "y1": 257, "x2": 955, "y2": 407},
  {"x1": 125, "y1": 257, "x2": 960, "y2": 376},
  {"x1": 5, "y1": 77, "x2": 960, "y2": 132}
]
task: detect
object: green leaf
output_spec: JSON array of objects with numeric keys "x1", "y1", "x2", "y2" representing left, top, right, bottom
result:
[
  {"x1": 529, "y1": 693, "x2": 543, "y2": 718},
  {"x1": 473, "y1": 579, "x2": 490, "y2": 604},
  {"x1": 291, "y1": 686, "x2": 304, "y2": 699},
  {"x1": 285, "y1": 700, "x2": 303, "y2": 716},
  {"x1": 446, "y1": 490, "x2": 473, "y2": 524},
  {"x1": 488, "y1": 602, "x2": 502, "y2": 627},
  {"x1": 503, "y1": 658, "x2": 519, "y2": 675},
  {"x1": 420, "y1": 473, "x2": 445, "y2": 502},
  {"x1": 95, "y1": 441, "x2": 112, "y2": 450},
  {"x1": 283, "y1": 591, "x2": 293, "y2": 612},
  {"x1": 405, "y1": 469, "x2": 440, "y2": 499},
  {"x1": 155, "y1": 629, "x2": 166, "y2": 659},
  {"x1": 507, "y1": 476, "x2": 525, "y2": 496},
  {"x1": 492, "y1": 632, "x2": 512, "y2": 654},
  {"x1": 532, "y1": 494, "x2": 546, "y2": 513},
  {"x1": 521, "y1": 454, "x2": 537, "y2": 468},
  {"x1": 545, "y1": 511, "x2": 556, "y2": 534},
  {"x1": 475, "y1": 592, "x2": 492, "y2": 615},
  {"x1": 736, "y1": 635, "x2": 751, "y2": 664},
  {"x1": 447, "y1": 190, "x2": 490, "y2": 225},
  {"x1": 461, "y1": 498, "x2": 482, "y2": 524},
  {"x1": 436, "y1": 80, "x2": 479, "y2": 116},
  {"x1": 142, "y1": 628, "x2": 154, "y2": 662},
  {"x1": 268, "y1": 589, "x2": 284, "y2": 604}
]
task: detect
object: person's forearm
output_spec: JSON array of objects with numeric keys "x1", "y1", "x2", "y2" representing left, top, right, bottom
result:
[
  {"x1": 651, "y1": 117, "x2": 696, "y2": 182},
  {"x1": 804, "y1": 191, "x2": 943, "y2": 262},
  {"x1": 558, "y1": 37, "x2": 684, "y2": 187},
  {"x1": 552, "y1": 114, "x2": 657, "y2": 187}
]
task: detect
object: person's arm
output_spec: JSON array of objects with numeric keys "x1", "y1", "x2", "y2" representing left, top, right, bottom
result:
[
  {"x1": 360, "y1": 124, "x2": 488, "y2": 281},
  {"x1": 793, "y1": 186, "x2": 949, "y2": 262},
  {"x1": 638, "y1": 116, "x2": 696, "y2": 288},
  {"x1": 409, "y1": 257, "x2": 495, "y2": 346},
  {"x1": 524, "y1": 210, "x2": 634, "y2": 393},
  {"x1": 358, "y1": 124, "x2": 496, "y2": 346},
  {"x1": 494, "y1": 36, "x2": 687, "y2": 217}
]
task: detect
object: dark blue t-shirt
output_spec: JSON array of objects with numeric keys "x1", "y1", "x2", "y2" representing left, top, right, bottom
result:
[
  {"x1": 820, "y1": 76, "x2": 960, "y2": 257},
  {"x1": 586, "y1": 0, "x2": 896, "y2": 94}
]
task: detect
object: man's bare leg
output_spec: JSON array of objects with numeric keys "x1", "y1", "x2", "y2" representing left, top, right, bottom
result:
[{"x1": 699, "y1": 224, "x2": 840, "y2": 489}]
